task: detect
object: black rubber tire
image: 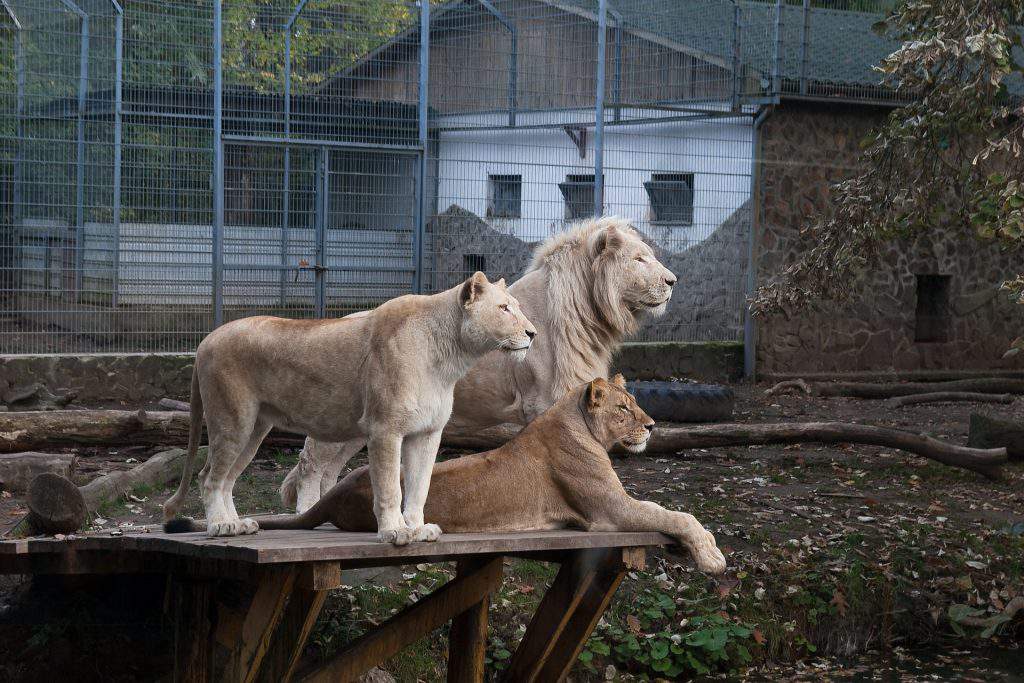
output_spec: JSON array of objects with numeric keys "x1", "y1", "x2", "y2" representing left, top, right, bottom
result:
[{"x1": 625, "y1": 381, "x2": 734, "y2": 423}]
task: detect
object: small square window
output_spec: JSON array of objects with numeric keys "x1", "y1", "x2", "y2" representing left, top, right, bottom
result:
[
  {"x1": 558, "y1": 174, "x2": 597, "y2": 220},
  {"x1": 914, "y1": 274, "x2": 951, "y2": 343},
  {"x1": 463, "y1": 254, "x2": 486, "y2": 279},
  {"x1": 487, "y1": 174, "x2": 521, "y2": 219},
  {"x1": 644, "y1": 173, "x2": 694, "y2": 225}
]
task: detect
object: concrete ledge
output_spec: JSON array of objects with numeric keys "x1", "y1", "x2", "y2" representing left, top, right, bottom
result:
[{"x1": 612, "y1": 341, "x2": 744, "y2": 383}]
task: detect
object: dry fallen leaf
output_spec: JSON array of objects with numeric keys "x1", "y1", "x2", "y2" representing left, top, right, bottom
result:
[
  {"x1": 830, "y1": 589, "x2": 848, "y2": 617},
  {"x1": 626, "y1": 614, "x2": 642, "y2": 635}
]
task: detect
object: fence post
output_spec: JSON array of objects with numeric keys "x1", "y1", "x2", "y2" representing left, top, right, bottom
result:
[
  {"x1": 212, "y1": 0, "x2": 224, "y2": 327},
  {"x1": 282, "y1": 1, "x2": 308, "y2": 308},
  {"x1": 412, "y1": 0, "x2": 430, "y2": 294},
  {"x1": 112, "y1": 1, "x2": 123, "y2": 308},
  {"x1": 593, "y1": 0, "x2": 608, "y2": 217},
  {"x1": 772, "y1": 0, "x2": 783, "y2": 96},
  {"x1": 10, "y1": 5, "x2": 22, "y2": 228},
  {"x1": 57, "y1": 0, "x2": 89, "y2": 297},
  {"x1": 731, "y1": 1, "x2": 741, "y2": 111},
  {"x1": 799, "y1": 0, "x2": 810, "y2": 95},
  {"x1": 315, "y1": 147, "x2": 328, "y2": 318}
]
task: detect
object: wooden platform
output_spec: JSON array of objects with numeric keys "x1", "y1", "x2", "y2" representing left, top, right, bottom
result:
[{"x1": 0, "y1": 526, "x2": 672, "y2": 682}]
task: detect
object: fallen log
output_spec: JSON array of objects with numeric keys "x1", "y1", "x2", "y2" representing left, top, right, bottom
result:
[
  {"x1": 0, "y1": 452, "x2": 77, "y2": 493},
  {"x1": 968, "y1": 413, "x2": 1024, "y2": 461},
  {"x1": 0, "y1": 409, "x2": 302, "y2": 453},
  {"x1": 157, "y1": 397, "x2": 190, "y2": 412},
  {"x1": 442, "y1": 422, "x2": 1007, "y2": 479},
  {"x1": 15, "y1": 447, "x2": 205, "y2": 536},
  {"x1": 884, "y1": 392, "x2": 1016, "y2": 408},
  {"x1": 766, "y1": 378, "x2": 1024, "y2": 399}
]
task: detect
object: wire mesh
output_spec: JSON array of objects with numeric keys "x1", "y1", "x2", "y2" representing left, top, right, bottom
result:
[{"x1": 0, "y1": 0, "x2": 897, "y2": 354}]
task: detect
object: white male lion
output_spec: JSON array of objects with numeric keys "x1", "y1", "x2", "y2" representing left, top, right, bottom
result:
[
  {"x1": 162, "y1": 272, "x2": 536, "y2": 542},
  {"x1": 282, "y1": 216, "x2": 677, "y2": 512},
  {"x1": 248, "y1": 376, "x2": 727, "y2": 575}
]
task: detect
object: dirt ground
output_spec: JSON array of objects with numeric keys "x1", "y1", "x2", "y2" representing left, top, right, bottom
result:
[{"x1": 0, "y1": 383, "x2": 1021, "y2": 681}]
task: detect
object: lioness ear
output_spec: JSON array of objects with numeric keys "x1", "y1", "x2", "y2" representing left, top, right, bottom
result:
[
  {"x1": 460, "y1": 271, "x2": 489, "y2": 306},
  {"x1": 610, "y1": 373, "x2": 627, "y2": 388},
  {"x1": 594, "y1": 225, "x2": 624, "y2": 255},
  {"x1": 495, "y1": 278, "x2": 507, "y2": 290},
  {"x1": 586, "y1": 378, "x2": 609, "y2": 408}
]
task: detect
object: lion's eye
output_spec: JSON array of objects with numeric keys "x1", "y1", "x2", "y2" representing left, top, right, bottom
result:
[
  {"x1": 499, "y1": 304, "x2": 509, "y2": 311},
  {"x1": 634, "y1": 256, "x2": 645, "y2": 262},
  {"x1": 619, "y1": 405, "x2": 629, "y2": 412}
]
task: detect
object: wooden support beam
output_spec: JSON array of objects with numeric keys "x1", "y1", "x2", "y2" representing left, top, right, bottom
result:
[
  {"x1": 298, "y1": 555, "x2": 504, "y2": 683},
  {"x1": 215, "y1": 568, "x2": 299, "y2": 683},
  {"x1": 447, "y1": 558, "x2": 496, "y2": 683},
  {"x1": 300, "y1": 561, "x2": 342, "y2": 591},
  {"x1": 256, "y1": 587, "x2": 328, "y2": 683},
  {"x1": 502, "y1": 548, "x2": 628, "y2": 683}
]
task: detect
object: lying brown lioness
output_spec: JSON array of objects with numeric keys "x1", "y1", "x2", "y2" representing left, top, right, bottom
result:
[{"x1": 247, "y1": 376, "x2": 726, "y2": 574}]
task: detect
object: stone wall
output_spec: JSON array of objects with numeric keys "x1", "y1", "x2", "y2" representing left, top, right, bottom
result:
[
  {"x1": 429, "y1": 203, "x2": 750, "y2": 343},
  {"x1": 755, "y1": 102, "x2": 1024, "y2": 373},
  {"x1": 0, "y1": 354, "x2": 193, "y2": 406}
]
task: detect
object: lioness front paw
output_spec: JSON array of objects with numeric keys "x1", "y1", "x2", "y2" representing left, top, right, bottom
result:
[
  {"x1": 207, "y1": 519, "x2": 259, "y2": 537},
  {"x1": 410, "y1": 523, "x2": 442, "y2": 542},
  {"x1": 378, "y1": 527, "x2": 414, "y2": 546}
]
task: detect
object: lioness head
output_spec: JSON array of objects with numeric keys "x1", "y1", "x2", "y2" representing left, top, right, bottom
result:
[
  {"x1": 460, "y1": 271, "x2": 537, "y2": 360},
  {"x1": 592, "y1": 223, "x2": 677, "y2": 319},
  {"x1": 583, "y1": 374, "x2": 654, "y2": 453}
]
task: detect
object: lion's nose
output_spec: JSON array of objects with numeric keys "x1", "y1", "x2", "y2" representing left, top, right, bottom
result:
[
  {"x1": 644, "y1": 423, "x2": 654, "y2": 433},
  {"x1": 664, "y1": 274, "x2": 677, "y2": 287},
  {"x1": 525, "y1": 329, "x2": 536, "y2": 340}
]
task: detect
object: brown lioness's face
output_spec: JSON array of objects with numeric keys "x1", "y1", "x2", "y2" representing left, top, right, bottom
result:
[
  {"x1": 460, "y1": 271, "x2": 537, "y2": 361},
  {"x1": 583, "y1": 374, "x2": 655, "y2": 452}
]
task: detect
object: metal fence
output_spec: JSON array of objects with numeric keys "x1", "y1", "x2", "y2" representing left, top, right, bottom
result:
[{"x1": 0, "y1": 0, "x2": 893, "y2": 354}]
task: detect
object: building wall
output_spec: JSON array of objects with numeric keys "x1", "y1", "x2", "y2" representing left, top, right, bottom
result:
[
  {"x1": 755, "y1": 102, "x2": 1024, "y2": 373},
  {"x1": 434, "y1": 108, "x2": 753, "y2": 251}
]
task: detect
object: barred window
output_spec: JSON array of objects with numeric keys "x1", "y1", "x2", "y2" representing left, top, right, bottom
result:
[
  {"x1": 558, "y1": 174, "x2": 596, "y2": 220},
  {"x1": 487, "y1": 174, "x2": 522, "y2": 218}
]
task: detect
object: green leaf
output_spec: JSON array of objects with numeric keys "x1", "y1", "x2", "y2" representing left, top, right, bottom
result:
[{"x1": 650, "y1": 640, "x2": 670, "y2": 660}]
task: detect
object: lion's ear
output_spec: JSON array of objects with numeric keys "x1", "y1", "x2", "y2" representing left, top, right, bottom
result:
[
  {"x1": 460, "y1": 271, "x2": 489, "y2": 306},
  {"x1": 495, "y1": 278, "x2": 507, "y2": 290},
  {"x1": 610, "y1": 373, "x2": 627, "y2": 388},
  {"x1": 586, "y1": 378, "x2": 609, "y2": 407},
  {"x1": 594, "y1": 225, "x2": 624, "y2": 255}
]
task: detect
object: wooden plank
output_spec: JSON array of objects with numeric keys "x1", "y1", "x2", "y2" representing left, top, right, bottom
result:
[
  {"x1": 0, "y1": 528, "x2": 670, "y2": 568},
  {"x1": 217, "y1": 567, "x2": 298, "y2": 683},
  {"x1": 256, "y1": 587, "x2": 328, "y2": 683},
  {"x1": 298, "y1": 556, "x2": 504, "y2": 683},
  {"x1": 447, "y1": 558, "x2": 496, "y2": 683},
  {"x1": 502, "y1": 548, "x2": 627, "y2": 683}
]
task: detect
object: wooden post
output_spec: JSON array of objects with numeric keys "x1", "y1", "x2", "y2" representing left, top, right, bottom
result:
[
  {"x1": 216, "y1": 568, "x2": 298, "y2": 683},
  {"x1": 502, "y1": 548, "x2": 627, "y2": 683},
  {"x1": 172, "y1": 576, "x2": 216, "y2": 683},
  {"x1": 447, "y1": 557, "x2": 497, "y2": 683}
]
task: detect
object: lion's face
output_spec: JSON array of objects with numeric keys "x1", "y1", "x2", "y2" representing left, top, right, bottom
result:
[
  {"x1": 460, "y1": 271, "x2": 537, "y2": 360},
  {"x1": 583, "y1": 374, "x2": 655, "y2": 452},
  {"x1": 597, "y1": 225, "x2": 677, "y2": 317}
]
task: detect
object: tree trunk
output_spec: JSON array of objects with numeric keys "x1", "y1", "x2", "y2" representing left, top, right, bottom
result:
[
  {"x1": 767, "y1": 378, "x2": 1024, "y2": 399},
  {"x1": 0, "y1": 453, "x2": 77, "y2": 493},
  {"x1": 79, "y1": 447, "x2": 199, "y2": 510},
  {"x1": 884, "y1": 392, "x2": 1016, "y2": 408},
  {"x1": 0, "y1": 410, "x2": 302, "y2": 453},
  {"x1": 442, "y1": 422, "x2": 1006, "y2": 479},
  {"x1": 968, "y1": 413, "x2": 1024, "y2": 461}
]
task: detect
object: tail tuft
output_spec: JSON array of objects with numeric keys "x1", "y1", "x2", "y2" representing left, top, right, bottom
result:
[{"x1": 164, "y1": 517, "x2": 202, "y2": 534}]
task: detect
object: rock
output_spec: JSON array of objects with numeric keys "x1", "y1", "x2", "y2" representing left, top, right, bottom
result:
[{"x1": 358, "y1": 668, "x2": 395, "y2": 683}]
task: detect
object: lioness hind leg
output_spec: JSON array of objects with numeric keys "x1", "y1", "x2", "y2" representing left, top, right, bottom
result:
[
  {"x1": 201, "y1": 411, "x2": 259, "y2": 537},
  {"x1": 283, "y1": 438, "x2": 354, "y2": 513},
  {"x1": 400, "y1": 430, "x2": 444, "y2": 543},
  {"x1": 367, "y1": 432, "x2": 412, "y2": 546},
  {"x1": 602, "y1": 499, "x2": 726, "y2": 574}
]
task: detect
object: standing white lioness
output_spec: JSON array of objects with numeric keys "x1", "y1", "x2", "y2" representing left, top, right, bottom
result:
[
  {"x1": 162, "y1": 272, "x2": 536, "y2": 543},
  {"x1": 283, "y1": 216, "x2": 677, "y2": 511}
]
